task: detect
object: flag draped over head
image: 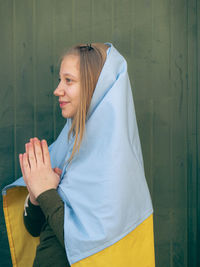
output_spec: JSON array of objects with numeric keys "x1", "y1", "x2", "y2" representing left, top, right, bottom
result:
[{"x1": 2, "y1": 42, "x2": 155, "y2": 267}]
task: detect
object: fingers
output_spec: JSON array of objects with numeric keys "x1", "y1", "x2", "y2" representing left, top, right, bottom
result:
[
  {"x1": 41, "y1": 139, "x2": 51, "y2": 166},
  {"x1": 19, "y1": 154, "x2": 26, "y2": 181},
  {"x1": 19, "y1": 153, "x2": 33, "y2": 195},
  {"x1": 31, "y1": 138, "x2": 44, "y2": 167},
  {"x1": 21, "y1": 137, "x2": 51, "y2": 170},
  {"x1": 22, "y1": 153, "x2": 31, "y2": 180},
  {"x1": 25, "y1": 142, "x2": 37, "y2": 169}
]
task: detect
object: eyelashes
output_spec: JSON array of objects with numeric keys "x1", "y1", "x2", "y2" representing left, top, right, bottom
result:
[{"x1": 58, "y1": 78, "x2": 72, "y2": 83}]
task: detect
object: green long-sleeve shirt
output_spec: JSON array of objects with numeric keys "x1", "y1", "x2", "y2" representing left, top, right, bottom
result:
[{"x1": 23, "y1": 188, "x2": 70, "y2": 267}]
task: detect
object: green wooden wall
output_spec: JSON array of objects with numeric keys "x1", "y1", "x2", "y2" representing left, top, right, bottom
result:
[{"x1": 0, "y1": 0, "x2": 199, "y2": 266}]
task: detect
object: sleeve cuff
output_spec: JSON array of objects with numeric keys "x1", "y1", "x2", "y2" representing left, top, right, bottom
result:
[{"x1": 36, "y1": 188, "x2": 64, "y2": 220}]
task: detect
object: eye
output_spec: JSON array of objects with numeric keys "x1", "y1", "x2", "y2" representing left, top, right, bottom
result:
[{"x1": 66, "y1": 78, "x2": 72, "y2": 83}]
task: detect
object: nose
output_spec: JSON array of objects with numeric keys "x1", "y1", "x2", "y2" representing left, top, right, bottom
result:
[{"x1": 53, "y1": 82, "x2": 65, "y2": 96}]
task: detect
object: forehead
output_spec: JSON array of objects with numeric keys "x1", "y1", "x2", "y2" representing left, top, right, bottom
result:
[{"x1": 60, "y1": 54, "x2": 80, "y2": 78}]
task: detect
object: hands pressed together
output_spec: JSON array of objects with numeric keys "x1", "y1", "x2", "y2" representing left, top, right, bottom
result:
[{"x1": 19, "y1": 137, "x2": 62, "y2": 205}]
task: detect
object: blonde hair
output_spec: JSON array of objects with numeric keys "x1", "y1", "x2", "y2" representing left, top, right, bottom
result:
[{"x1": 59, "y1": 42, "x2": 109, "y2": 165}]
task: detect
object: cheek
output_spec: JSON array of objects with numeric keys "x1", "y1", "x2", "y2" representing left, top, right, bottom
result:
[
  {"x1": 69, "y1": 85, "x2": 81, "y2": 101},
  {"x1": 62, "y1": 85, "x2": 74, "y2": 97}
]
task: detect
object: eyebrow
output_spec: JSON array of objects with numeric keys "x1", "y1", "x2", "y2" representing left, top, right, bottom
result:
[{"x1": 59, "y1": 72, "x2": 77, "y2": 79}]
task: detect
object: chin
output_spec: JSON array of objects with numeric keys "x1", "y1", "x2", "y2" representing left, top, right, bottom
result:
[
  {"x1": 62, "y1": 114, "x2": 71, "y2": 119},
  {"x1": 62, "y1": 110, "x2": 74, "y2": 119}
]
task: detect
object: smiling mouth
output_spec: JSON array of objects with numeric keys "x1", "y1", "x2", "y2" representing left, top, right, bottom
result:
[{"x1": 59, "y1": 102, "x2": 70, "y2": 107}]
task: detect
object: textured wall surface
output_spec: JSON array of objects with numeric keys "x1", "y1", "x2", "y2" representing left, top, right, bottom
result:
[{"x1": 0, "y1": 0, "x2": 199, "y2": 266}]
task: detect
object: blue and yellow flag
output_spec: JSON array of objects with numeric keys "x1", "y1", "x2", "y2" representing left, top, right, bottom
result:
[{"x1": 2, "y1": 42, "x2": 155, "y2": 266}]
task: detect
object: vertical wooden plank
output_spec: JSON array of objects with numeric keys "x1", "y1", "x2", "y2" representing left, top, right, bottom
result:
[
  {"x1": 132, "y1": 0, "x2": 171, "y2": 102},
  {"x1": 34, "y1": 0, "x2": 54, "y2": 144},
  {"x1": 147, "y1": 0, "x2": 188, "y2": 266},
  {"x1": 14, "y1": 0, "x2": 35, "y2": 176},
  {"x1": 112, "y1": 0, "x2": 132, "y2": 59},
  {"x1": 73, "y1": 0, "x2": 92, "y2": 43},
  {"x1": 130, "y1": 0, "x2": 154, "y2": 99},
  {"x1": 153, "y1": 98, "x2": 172, "y2": 267},
  {"x1": 170, "y1": 0, "x2": 188, "y2": 266},
  {"x1": 187, "y1": 0, "x2": 198, "y2": 266},
  {"x1": 91, "y1": 0, "x2": 113, "y2": 42},
  {"x1": 197, "y1": 0, "x2": 200, "y2": 266},
  {"x1": 0, "y1": 0, "x2": 15, "y2": 181},
  {"x1": 0, "y1": 0, "x2": 14, "y2": 265}
]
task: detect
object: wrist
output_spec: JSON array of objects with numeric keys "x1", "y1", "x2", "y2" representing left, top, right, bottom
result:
[
  {"x1": 29, "y1": 195, "x2": 39, "y2": 206},
  {"x1": 35, "y1": 187, "x2": 57, "y2": 199}
]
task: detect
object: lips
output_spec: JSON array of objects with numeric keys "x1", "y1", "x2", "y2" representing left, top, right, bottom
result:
[
  {"x1": 59, "y1": 101, "x2": 69, "y2": 104},
  {"x1": 59, "y1": 101, "x2": 69, "y2": 108}
]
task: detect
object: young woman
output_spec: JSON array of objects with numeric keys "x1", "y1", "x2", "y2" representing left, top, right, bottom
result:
[
  {"x1": 20, "y1": 43, "x2": 109, "y2": 267},
  {"x1": 2, "y1": 42, "x2": 155, "y2": 267}
]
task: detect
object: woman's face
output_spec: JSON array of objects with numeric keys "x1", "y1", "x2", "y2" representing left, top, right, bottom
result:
[{"x1": 53, "y1": 54, "x2": 80, "y2": 119}]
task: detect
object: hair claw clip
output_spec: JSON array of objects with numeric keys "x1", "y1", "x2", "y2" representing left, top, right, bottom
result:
[{"x1": 79, "y1": 43, "x2": 94, "y2": 51}]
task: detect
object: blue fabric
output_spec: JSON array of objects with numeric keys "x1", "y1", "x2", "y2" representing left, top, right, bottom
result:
[{"x1": 2, "y1": 42, "x2": 153, "y2": 265}]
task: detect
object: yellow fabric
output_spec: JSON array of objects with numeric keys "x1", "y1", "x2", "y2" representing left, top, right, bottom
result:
[
  {"x1": 3, "y1": 187, "x2": 40, "y2": 267},
  {"x1": 72, "y1": 213, "x2": 155, "y2": 267},
  {"x1": 3, "y1": 187, "x2": 155, "y2": 267}
]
